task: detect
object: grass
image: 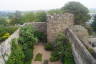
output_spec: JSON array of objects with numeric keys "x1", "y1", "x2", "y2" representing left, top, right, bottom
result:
[{"x1": 34, "y1": 53, "x2": 42, "y2": 61}]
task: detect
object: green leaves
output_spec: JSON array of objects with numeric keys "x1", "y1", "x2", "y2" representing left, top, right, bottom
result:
[
  {"x1": 62, "y1": 1, "x2": 90, "y2": 25},
  {"x1": 7, "y1": 39, "x2": 25, "y2": 64},
  {"x1": 50, "y1": 33, "x2": 75, "y2": 64}
]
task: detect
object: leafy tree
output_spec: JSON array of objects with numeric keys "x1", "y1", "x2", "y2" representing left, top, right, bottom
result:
[
  {"x1": 91, "y1": 15, "x2": 96, "y2": 32},
  {"x1": 47, "y1": 9, "x2": 63, "y2": 14},
  {"x1": 9, "y1": 11, "x2": 23, "y2": 25},
  {"x1": 61, "y1": 1, "x2": 90, "y2": 25},
  {"x1": 20, "y1": 12, "x2": 35, "y2": 23},
  {"x1": 35, "y1": 11, "x2": 47, "y2": 22},
  {"x1": 0, "y1": 17, "x2": 7, "y2": 25}
]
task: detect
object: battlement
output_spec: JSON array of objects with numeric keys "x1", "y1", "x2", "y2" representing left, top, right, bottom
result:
[
  {"x1": 47, "y1": 13, "x2": 74, "y2": 23},
  {"x1": 47, "y1": 13, "x2": 74, "y2": 42}
]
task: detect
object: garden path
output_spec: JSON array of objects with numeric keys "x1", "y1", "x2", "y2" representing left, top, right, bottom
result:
[{"x1": 32, "y1": 43, "x2": 62, "y2": 64}]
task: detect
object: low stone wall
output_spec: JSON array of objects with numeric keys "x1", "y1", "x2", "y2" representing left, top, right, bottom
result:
[
  {"x1": 0, "y1": 29, "x2": 20, "y2": 64},
  {"x1": 24, "y1": 22, "x2": 47, "y2": 34},
  {"x1": 65, "y1": 28, "x2": 96, "y2": 64}
]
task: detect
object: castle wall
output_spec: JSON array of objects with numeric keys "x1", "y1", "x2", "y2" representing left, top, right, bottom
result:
[
  {"x1": 65, "y1": 28, "x2": 96, "y2": 64},
  {"x1": 47, "y1": 13, "x2": 74, "y2": 42},
  {"x1": 0, "y1": 29, "x2": 20, "y2": 64},
  {"x1": 24, "y1": 22, "x2": 47, "y2": 34}
]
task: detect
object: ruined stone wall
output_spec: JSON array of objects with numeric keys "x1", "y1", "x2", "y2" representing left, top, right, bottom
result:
[
  {"x1": 0, "y1": 29, "x2": 20, "y2": 64},
  {"x1": 65, "y1": 28, "x2": 96, "y2": 64},
  {"x1": 24, "y1": 22, "x2": 47, "y2": 34},
  {"x1": 47, "y1": 13, "x2": 74, "y2": 42}
]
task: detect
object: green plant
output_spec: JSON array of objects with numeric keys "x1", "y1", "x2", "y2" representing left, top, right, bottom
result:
[
  {"x1": 6, "y1": 39, "x2": 25, "y2": 64},
  {"x1": 50, "y1": 51, "x2": 59, "y2": 62},
  {"x1": 18, "y1": 25, "x2": 38, "y2": 64},
  {"x1": 0, "y1": 26, "x2": 18, "y2": 42},
  {"x1": 44, "y1": 43, "x2": 53, "y2": 51},
  {"x1": 62, "y1": 1, "x2": 90, "y2": 25},
  {"x1": 50, "y1": 33, "x2": 75, "y2": 64},
  {"x1": 35, "y1": 53, "x2": 42, "y2": 61},
  {"x1": 34, "y1": 31, "x2": 47, "y2": 42}
]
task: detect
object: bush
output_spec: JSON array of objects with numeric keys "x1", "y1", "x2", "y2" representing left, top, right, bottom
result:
[
  {"x1": 50, "y1": 33, "x2": 75, "y2": 64},
  {"x1": 34, "y1": 31, "x2": 47, "y2": 42},
  {"x1": 44, "y1": 43, "x2": 53, "y2": 51},
  {"x1": 50, "y1": 51, "x2": 59, "y2": 62},
  {"x1": 19, "y1": 25, "x2": 38, "y2": 64},
  {"x1": 6, "y1": 39, "x2": 24, "y2": 64},
  {"x1": 35, "y1": 53, "x2": 42, "y2": 61}
]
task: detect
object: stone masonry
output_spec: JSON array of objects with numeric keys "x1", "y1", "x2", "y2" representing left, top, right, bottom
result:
[{"x1": 47, "y1": 13, "x2": 74, "y2": 42}]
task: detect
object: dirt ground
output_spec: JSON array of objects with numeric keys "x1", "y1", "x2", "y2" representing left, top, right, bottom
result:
[{"x1": 32, "y1": 43, "x2": 62, "y2": 64}]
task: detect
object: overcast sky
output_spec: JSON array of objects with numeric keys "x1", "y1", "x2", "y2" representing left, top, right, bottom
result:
[{"x1": 0, "y1": 0, "x2": 96, "y2": 11}]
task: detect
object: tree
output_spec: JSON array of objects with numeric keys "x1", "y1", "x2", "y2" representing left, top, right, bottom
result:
[
  {"x1": 0, "y1": 17, "x2": 7, "y2": 25},
  {"x1": 61, "y1": 1, "x2": 90, "y2": 25},
  {"x1": 47, "y1": 9, "x2": 63, "y2": 14},
  {"x1": 9, "y1": 11, "x2": 23, "y2": 25},
  {"x1": 91, "y1": 15, "x2": 96, "y2": 32},
  {"x1": 35, "y1": 11, "x2": 47, "y2": 22}
]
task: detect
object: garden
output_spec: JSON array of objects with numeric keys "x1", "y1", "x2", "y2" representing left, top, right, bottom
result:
[{"x1": 6, "y1": 24, "x2": 75, "y2": 64}]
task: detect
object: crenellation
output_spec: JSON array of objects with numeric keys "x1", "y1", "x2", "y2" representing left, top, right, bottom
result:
[{"x1": 47, "y1": 13, "x2": 74, "y2": 42}]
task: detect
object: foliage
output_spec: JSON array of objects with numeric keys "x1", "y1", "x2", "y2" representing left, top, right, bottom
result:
[
  {"x1": 0, "y1": 26, "x2": 18, "y2": 42},
  {"x1": 50, "y1": 51, "x2": 60, "y2": 62},
  {"x1": 91, "y1": 15, "x2": 96, "y2": 32},
  {"x1": 35, "y1": 53, "x2": 42, "y2": 61},
  {"x1": 50, "y1": 33, "x2": 75, "y2": 64},
  {"x1": 44, "y1": 43, "x2": 53, "y2": 51},
  {"x1": 19, "y1": 25, "x2": 45, "y2": 64},
  {"x1": 20, "y1": 12, "x2": 35, "y2": 23},
  {"x1": 61, "y1": 1, "x2": 90, "y2": 25},
  {"x1": 35, "y1": 11, "x2": 47, "y2": 22},
  {"x1": 47, "y1": 9, "x2": 63, "y2": 14},
  {"x1": 19, "y1": 25, "x2": 38, "y2": 64},
  {"x1": 6, "y1": 39, "x2": 25, "y2": 64},
  {"x1": 0, "y1": 17, "x2": 8, "y2": 25},
  {"x1": 34, "y1": 31, "x2": 47, "y2": 42},
  {"x1": 9, "y1": 11, "x2": 47, "y2": 25}
]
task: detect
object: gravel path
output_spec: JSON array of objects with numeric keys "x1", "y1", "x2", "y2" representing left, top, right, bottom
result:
[{"x1": 32, "y1": 43, "x2": 62, "y2": 64}]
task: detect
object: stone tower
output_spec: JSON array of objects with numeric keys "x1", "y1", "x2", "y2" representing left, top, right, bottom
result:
[{"x1": 47, "y1": 13, "x2": 74, "y2": 42}]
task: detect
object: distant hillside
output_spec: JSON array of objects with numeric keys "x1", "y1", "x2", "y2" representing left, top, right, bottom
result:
[{"x1": 0, "y1": 11, "x2": 15, "y2": 17}]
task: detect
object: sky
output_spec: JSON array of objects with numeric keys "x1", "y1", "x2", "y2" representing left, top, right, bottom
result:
[{"x1": 0, "y1": 0, "x2": 96, "y2": 11}]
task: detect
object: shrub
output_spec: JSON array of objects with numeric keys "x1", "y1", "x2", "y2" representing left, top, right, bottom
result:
[
  {"x1": 50, "y1": 33, "x2": 75, "y2": 64},
  {"x1": 6, "y1": 39, "x2": 24, "y2": 64},
  {"x1": 34, "y1": 31, "x2": 47, "y2": 42},
  {"x1": 44, "y1": 43, "x2": 53, "y2": 51},
  {"x1": 19, "y1": 25, "x2": 38, "y2": 64},
  {"x1": 35, "y1": 53, "x2": 42, "y2": 61},
  {"x1": 50, "y1": 51, "x2": 59, "y2": 62}
]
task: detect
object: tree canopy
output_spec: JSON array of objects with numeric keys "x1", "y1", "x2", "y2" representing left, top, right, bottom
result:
[{"x1": 61, "y1": 1, "x2": 90, "y2": 25}]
